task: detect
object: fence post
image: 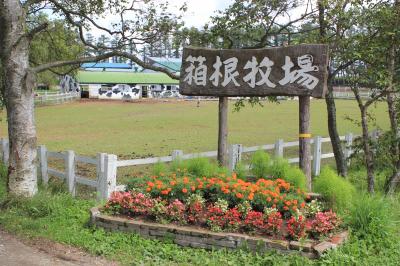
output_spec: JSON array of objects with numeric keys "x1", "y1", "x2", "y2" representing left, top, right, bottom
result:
[
  {"x1": 172, "y1": 150, "x2": 183, "y2": 161},
  {"x1": 274, "y1": 139, "x2": 284, "y2": 157},
  {"x1": 96, "y1": 153, "x2": 106, "y2": 201},
  {"x1": 99, "y1": 154, "x2": 117, "y2": 200},
  {"x1": 312, "y1": 136, "x2": 322, "y2": 176},
  {"x1": 344, "y1": 133, "x2": 353, "y2": 166},
  {"x1": 65, "y1": 150, "x2": 76, "y2": 197},
  {"x1": 1, "y1": 138, "x2": 9, "y2": 164},
  {"x1": 38, "y1": 145, "x2": 48, "y2": 185},
  {"x1": 228, "y1": 144, "x2": 243, "y2": 172}
]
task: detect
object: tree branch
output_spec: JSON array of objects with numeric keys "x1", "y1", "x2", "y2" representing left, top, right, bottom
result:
[{"x1": 32, "y1": 51, "x2": 180, "y2": 80}]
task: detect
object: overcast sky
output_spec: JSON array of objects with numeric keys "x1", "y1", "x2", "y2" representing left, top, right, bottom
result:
[{"x1": 168, "y1": 0, "x2": 233, "y2": 28}]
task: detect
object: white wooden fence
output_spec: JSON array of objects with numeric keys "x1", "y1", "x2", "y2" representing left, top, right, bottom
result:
[
  {"x1": 35, "y1": 92, "x2": 80, "y2": 105},
  {"x1": 0, "y1": 133, "x2": 354, "y2": 200}
]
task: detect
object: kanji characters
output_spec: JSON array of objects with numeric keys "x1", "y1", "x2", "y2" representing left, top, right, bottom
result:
[
  {"x1": 183, "y1": 55, "x2": 207, "y2": 86},
  {"x1": 183, "y1": 53, "x2": 320, "y2": 90},
  {"x1": 221, "y1": 57, "x2": 240, "y2": 87},
  {"x1": 209, "y1": 56, "x2": 223, "y2": 86},
  {"x1": 279, "y1": 54, "x2": 319, "y2": 90},
  {"x1": 209, "y1": 56, "x2": 240, "y2": 87},
  {"x1": 243, "y1": 56, "x2": 276, "y2": 88}
]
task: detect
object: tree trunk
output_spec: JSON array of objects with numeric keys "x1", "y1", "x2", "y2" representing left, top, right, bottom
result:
[
  {"x1": 217, "y1": 97, "x2": 228, "y2": 167},
  {"x1": 318, "y1": 0, "x2": 347, "y2": 177},
  {"x1": 385, "y1": 26, "x2": 400, "y2": 194},
  {"x1": 0, "y1": 0, "x2": 38, "y2": 197},
  {"x1": 360, "y1": 108, "x2": 375, "y2": 193},
  {"x1": 325, "y1": 81, "x2": 347, "y2": 176}
]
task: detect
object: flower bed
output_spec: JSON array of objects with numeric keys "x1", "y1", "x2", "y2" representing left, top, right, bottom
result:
[{"x1": 96, "y1": 173, "x2": 347, "y2": 257}]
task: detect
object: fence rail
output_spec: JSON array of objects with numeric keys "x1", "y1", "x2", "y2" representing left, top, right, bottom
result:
[
  {"x1": 35, "y1": 92, "x2": 80, "y2": 105},
  {"x1": 0, "y1": 133, "x2": 355, "y2": 200}
]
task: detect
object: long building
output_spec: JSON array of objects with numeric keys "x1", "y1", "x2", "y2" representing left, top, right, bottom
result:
[{"x1": 76, "y1": 61, "x2": 180, "y2": 100}]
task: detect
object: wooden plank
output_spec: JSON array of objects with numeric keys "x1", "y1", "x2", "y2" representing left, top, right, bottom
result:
[
  {"x1": 299, "y1": 96, "x2": 311, "y2": 190},
  {"x1": 100, "y1": 154, "x2": 117, "y2": 199},
  {"x1": 76, "y1": 155, "x2": 97, "y2": 165},
  {"x1": 181, "y1": 151, "x2": 217, "y2": 159},
  {"x1": 47, "y1": 151, "x2": 65, "y2": 160},
  {"x1": 312, "y1": 136, "x2": 322, "y2": 176},
  {"x1": 283, "y1": 141, "x2": 299, "y2": 147},
  {"x1": 48, "y1": 168, "x2": 66, "y2": 179},
  {"x1": 65, "y1": 150, "x2": 76, "y2": 196},
  {"x1": 217, "y1": 96, "x2": 228, "y2": 166},
  {"x1": 288, "y1": 158, "x2": 300, "y2": 163},
  {"x1": 1, "y1": 138, "x2": 9, "y2": 164},
  {"x1": 180, "y1": 44, "x2": 329, "y2": 98},
  {"x1": 321, "y1": 153, "x2": 335, "y2": 159},
  {"x1": 242, "y1": 144, "x2": 275, "y2": 153},
  {"x1": 117, "y1": 155, "x2": 173, "y2": 167},
  {"x1": 274, "y1": 139, "x2": 284, "y2": 157},
  {"x1": 76, "y1": 176, "x2": 97, "y2": 187},
  {"x1": 228, "y1": 144, "x2": 243, "y2": 171},
  {"x1": 115, "y1": 185, "x2": 126, "y2": 192},
  {"x1": 38, "y1": 145, "x2": 48, "y2": 184}
]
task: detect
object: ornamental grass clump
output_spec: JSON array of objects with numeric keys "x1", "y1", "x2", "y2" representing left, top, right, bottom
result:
[{"x1": 313, "y1": 167, "x2": 355, "y2": 212}]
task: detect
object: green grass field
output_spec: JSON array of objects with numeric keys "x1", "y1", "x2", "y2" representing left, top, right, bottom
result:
[{"x1": 0, "y1": 99, "x2": 389, "y2": 158}]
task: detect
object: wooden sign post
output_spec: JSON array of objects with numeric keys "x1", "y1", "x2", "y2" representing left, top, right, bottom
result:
[{"x1": 179, "y1": 45, "x2": 328, "y2": 187}]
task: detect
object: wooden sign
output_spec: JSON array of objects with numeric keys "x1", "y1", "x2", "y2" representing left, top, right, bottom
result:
[{"x1": 179, "y1": 44, "x2": 329, "y2": 98}]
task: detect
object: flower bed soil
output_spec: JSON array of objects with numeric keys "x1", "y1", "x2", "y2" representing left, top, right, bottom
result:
[{"x1": 90, "y1": 207, "x2": 348, "y2": 259}]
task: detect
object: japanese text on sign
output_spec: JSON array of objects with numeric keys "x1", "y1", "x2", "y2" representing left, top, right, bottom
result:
[{"x1": 179, "y1": 44, "x2": 328, "y2": 98}]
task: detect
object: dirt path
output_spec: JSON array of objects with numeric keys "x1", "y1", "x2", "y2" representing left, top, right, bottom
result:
[{"x1": 0, "y1": 229, "x2": 117, "y2": 266}]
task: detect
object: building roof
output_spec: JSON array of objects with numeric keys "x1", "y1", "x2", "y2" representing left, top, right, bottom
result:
[
  {"x1": 148, "y1": 57, "x2": 182, "y2": 72},
  {"x1": 76, "y1": 71, "x2": 179, "y2": 85},
  {"x1": 81, "y1": 62, "x2": 133, "y2": 69}
]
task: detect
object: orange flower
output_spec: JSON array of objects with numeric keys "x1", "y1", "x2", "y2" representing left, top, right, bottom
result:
[
  {"x1": 236, "y1": 193, "x2": 243, "y2": 199},
  {"x1": 170, "y1": 180, "x2": 176, "y2": 186},
  {"x1": 191, "y1": 186, "x2": 196, "y2": 191},
  {"x1": 232, "y1": 172, "x2": 237, "y2": 179},
  {"x1": 285, "y1": 201, "x2": 291, "y2": 206},
  {"x1": 182, "y1": 188, "x2": 188, "y2": 193},
  {"x1": 183, "y1": 176, "x2": 189, "y2": 184},
  {"x1": 247, "y1": 193, "x2": 254, "y2": 200},
  {"x1": 147, "y1": 181, "x2": 154, "y2": 187},
  {"x1": 161, "y1": 190, "x2": 169, "y2": 195},
  {"x1": 146, "y1": 187, "x2": 152, "y2": 192},
  {"x1": 292, "y1": 206, "x2": 297, "y2": 211},
  {"x1": 267, "y1": 197, "x2": 272, "y2": 202},
  {"x1": 301, "y1": 202, "x2": 306, "y2": 208},
  {"x1": 283, "y1": 206, "x2": 289, "y2": 211}
]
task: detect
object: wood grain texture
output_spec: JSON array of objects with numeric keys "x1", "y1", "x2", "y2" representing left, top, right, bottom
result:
[
  {"x1": 299, "y1": 96, "x2": 312, "y2": 190},
  {"x1": 180, "y1": 44, "x2": 328, "y2": 98}
]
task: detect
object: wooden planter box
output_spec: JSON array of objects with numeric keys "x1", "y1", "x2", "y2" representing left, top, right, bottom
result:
[{"x1": 90, "y1": 207, "x2": 348, "y2": 259}]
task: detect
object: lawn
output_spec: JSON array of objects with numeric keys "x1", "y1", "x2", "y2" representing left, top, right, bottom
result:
[{"x1": 0, "y1": 99, "x2": 389, "y2": 157}]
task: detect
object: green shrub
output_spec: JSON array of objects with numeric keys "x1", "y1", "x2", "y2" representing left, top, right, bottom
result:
[
  {"x1": 250, "y1": 150, "x2": 271, "y2": 178},
  {"x1": 347, "y1": 194, "x2": 394, "y2": 240},
  {"x1": 186, "y1": 157, "x2": 218, "y2": 177},
  {"x1": 313, "y1": 167, "x2": 355, "y2": 211},
  {"x1": 234, "y1": 162, "x2": 247, "y2": 180},
  {"x1": 267, "y1": 156, "x2": 290, "y2": 178},
  {"x1": 267, "y1": 157, "x2": 307, "y2": 190},
  {"x1": 284, "y1": 166, "x2": 307, "y2": 191},
  {"x1": 152, "y1": 161, "x2": 168, "y2": 176}
]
